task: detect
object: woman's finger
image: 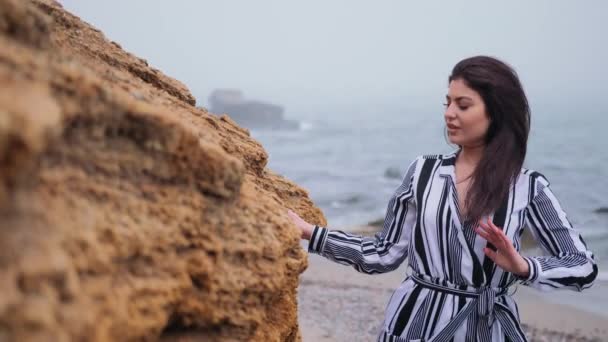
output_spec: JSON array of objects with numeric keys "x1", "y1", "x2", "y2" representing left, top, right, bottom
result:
[
  {"x1": 474, "y1": 226, "x2": 492, "y2": 241},
  {"x1": 287, "y1": 210, "x2": 306, "y2": 227},
  {"x1": 485, "y1": 219, "x2": 516, "y2": 252},
  {"x1": 485, "y1": 218, "x2": 508, "y2": 246},
  {"x1": 477, "y1": 220, "x2": 499, "y2": 244},
  {"x1": 479, "y1": 218, "x2": 509, "y2": 250},
  {"x1": 478, "y1": 219, "x2": 491, "y2": 233},
  {"x1": 486, "y1": 217, "x2": 499, "y2": 230},
  {"x1": 487, "y1": 219, "x2": 507, "y2": 240},
  {"x1": 479, "y1": 218, "x2": 497, "y2": 235},
  {"x1": 483, "y1": 247, "x2": 498, "y2": 262},
  {"x1": 288, "y1": 210, "x2": 302, "y2": 222},
  {"x1": 479, "y1": 218, "x2": 522, "y2": 272},
  {"x1": 480, "y1": 220, "x2": 494, "y2": 237},
  {"x1": 485, "y1": 217, "x2": 501, "y2": 237},
  {"x1": 477, "y1": 228, "x2": 501, "y2": 249},
  {"x1": 497, "y1": 231, "x2": 516, "y2": 254}
]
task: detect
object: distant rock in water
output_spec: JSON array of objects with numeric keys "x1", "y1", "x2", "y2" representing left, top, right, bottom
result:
[
  {"x1": 384, "y1": 166, "x2": 402, "y2": 179},
  {"x1": 330, "y1": 194, "x2": 365, "y2": 208},
  {"x1": 208, "y1": 89, "x2": 298, "y2": 130},
  {"x1": 594, "y1": 207, "x2": 608, "y2": 214}
]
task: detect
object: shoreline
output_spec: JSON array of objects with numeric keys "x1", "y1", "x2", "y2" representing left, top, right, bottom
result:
[{"x1": 298, "y1": 239, "x2": 608, "y2": 342}]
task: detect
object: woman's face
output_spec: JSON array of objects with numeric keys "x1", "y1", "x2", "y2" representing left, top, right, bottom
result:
[{"x1": 444, "y1": 78, "x2": 490, "y2": 147}]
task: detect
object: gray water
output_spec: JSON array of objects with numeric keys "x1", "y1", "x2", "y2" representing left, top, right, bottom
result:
[{"x1": 251, "y1": 104, "x2": 608, "y2": 285}]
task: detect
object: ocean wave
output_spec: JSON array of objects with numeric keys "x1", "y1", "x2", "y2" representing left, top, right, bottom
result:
[{"x1": 329, "y1": 194, "x2": 367, "y2": 209}]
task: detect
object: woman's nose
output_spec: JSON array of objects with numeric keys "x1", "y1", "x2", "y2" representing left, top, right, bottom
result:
[{"x1": 444, "y1": 104, "x2": 456, "y2": 120}]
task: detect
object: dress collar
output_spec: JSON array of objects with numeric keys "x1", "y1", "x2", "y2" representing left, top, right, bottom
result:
[{"x1": 438, "y1": 148, "x2": 460, "y2": 178}]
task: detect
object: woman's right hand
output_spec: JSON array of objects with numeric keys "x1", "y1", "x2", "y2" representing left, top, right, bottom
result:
[{"x1": 287, "y1": 209, "x2": 315, "y2": 240}]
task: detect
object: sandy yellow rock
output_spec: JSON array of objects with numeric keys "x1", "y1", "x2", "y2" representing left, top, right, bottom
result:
[{"x1": 0, "y1": 0, "x2": 325, "y2": 340}]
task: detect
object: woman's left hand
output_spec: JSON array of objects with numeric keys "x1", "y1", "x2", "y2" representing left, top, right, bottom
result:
[{"x1": 475, "y1": 217, "x2": 530, "y2": 278}]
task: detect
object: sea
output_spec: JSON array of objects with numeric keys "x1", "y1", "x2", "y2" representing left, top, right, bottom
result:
[{"x1": 249, "y1": 103, "x2": 608, "y2": 316}]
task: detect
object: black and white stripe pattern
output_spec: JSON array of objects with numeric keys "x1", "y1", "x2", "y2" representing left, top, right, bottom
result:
[{"x1": 308, "y1": 150, "x2": 598, "y2": 341}]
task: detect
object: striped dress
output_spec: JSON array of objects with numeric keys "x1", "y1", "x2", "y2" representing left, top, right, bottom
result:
[{"x1": 307, "y1": 150, "x2": 598, "y2": 342}]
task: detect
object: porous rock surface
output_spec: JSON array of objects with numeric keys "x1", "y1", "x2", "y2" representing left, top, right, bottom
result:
[{"x1": 0, "y1": 0, "x2": 325, "y2": 340}]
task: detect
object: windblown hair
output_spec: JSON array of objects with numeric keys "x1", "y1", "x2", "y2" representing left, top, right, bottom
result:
[{"x1": 449, "y1": 56, "x2": 530, "y2": 224}]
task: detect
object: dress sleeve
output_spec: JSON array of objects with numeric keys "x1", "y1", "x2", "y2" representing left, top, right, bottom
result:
[
  {"x1": 307, "y1": 157, "x2": 419, "y2": 274},
  {"x1": 516, "y1": 173, "x2": 598, "y2": 291}
]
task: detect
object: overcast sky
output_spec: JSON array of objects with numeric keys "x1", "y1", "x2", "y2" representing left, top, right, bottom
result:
[{"x1": 60, "y1": 1, "x2": 607, "y2": 113}]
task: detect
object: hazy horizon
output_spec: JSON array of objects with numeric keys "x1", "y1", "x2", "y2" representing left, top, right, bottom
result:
[{"x1": 60, "y1": 1, "x2": 607, "y2": 116}]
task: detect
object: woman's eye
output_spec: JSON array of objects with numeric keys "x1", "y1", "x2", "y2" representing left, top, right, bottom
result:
[{"x1": 443, "y1": 102, "x2": 468, "y2": 111}]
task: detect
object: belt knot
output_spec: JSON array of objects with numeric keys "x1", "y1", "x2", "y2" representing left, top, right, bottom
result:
[{"x1": 477, "y1": 286, "x2": 497, "y2": 327}]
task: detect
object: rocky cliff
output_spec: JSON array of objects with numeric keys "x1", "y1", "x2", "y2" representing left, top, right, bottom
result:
[{"x1": 0, "y1": 0, "x2": 326, "y2": 340}]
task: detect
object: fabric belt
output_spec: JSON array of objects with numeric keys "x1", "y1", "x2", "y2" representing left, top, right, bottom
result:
[{"x1": 379, "y1": 274, "x2": 528, "y2": 342}]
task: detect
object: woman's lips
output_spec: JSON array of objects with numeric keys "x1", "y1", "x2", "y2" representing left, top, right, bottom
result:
[{"x1": 447, "y1": 123, "x2": 460, "y2": 130}]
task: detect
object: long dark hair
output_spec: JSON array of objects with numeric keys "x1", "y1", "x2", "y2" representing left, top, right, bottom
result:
[{"x1": 449, "y1": 56, "x2": 530, "y2": 224}]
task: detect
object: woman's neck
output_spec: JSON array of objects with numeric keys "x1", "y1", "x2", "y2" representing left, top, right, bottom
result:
[{"x1": 458, "y1": 144, "x2": 485, "y2": 167}]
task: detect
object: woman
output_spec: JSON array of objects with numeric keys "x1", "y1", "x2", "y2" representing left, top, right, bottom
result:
[{"x1": 287, "y1": 56, "x2": 598, "y2": 342}]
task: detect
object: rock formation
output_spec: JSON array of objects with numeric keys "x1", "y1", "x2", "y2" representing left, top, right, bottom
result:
[{"x1": 0, "y1": 0, "x2": 326, "y2": 340}]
